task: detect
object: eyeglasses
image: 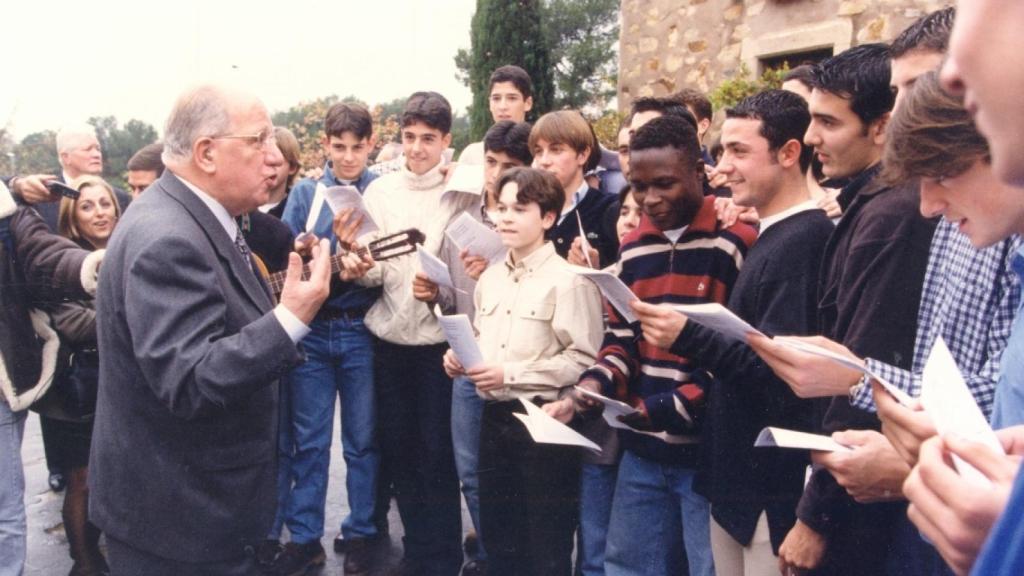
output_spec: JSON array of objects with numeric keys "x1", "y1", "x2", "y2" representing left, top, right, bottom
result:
[{"x1": 211, "y1": 127, "x2": 277, "y2": 150}]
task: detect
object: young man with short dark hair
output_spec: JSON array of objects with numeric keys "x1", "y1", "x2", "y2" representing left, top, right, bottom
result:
[
  {"x1": 749, "y1": 44, "x2": 937, "y2": 576},
  {"x1": 576, "y1": 115, "x2": 756, "y2": 576},
  {"x1": 271, "y1": 101, "x2": 382, "y2": 575},
  {"x1": 458, "y1": 65, "x2": 534, "y2": 165},
  {"x1": 343, "y1": 91, "x2": 479, "y2": 576},
  {"x1": 632, "y1": 89, "x2": 833, "y2": 576},
  {"x1": 444, "y1": 166, "x2": 603, "y2": 576},
  {"x1": 126, "y1": 142, "x2": 165, "y2": 198}
]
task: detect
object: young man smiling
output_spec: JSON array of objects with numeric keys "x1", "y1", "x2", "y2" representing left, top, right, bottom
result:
[
  {"x1": 272, "y1": 102, "x2": 382, "y2": 575},
  {"x1": 575, "y1": 115, "x2": 756, "y2": 576},
  {"x1": 458, "y1": 65, "x2": 534, "y2": 165},
  {"x1": 342, "y1": 91, "x2": 478, "y2": 576},
  {"x1": 630, "y1": 90, "x2": 833, "y2": 576}
]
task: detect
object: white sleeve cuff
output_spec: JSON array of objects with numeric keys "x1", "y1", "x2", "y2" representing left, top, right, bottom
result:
[
  {"x1": 273, "y1": 304, "x2": 311, "y2": 343},
  {"x1": 80, "y1": 249, "x2": 104, "y2": 296}
]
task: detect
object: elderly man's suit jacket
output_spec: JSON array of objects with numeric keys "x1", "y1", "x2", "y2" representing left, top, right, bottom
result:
[{"x1": 89, "y1": 170, "x2": 302, "y2": 562}]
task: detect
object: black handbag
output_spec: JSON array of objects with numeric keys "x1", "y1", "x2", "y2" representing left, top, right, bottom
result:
[{"x1": 59, "y1": 347, "x2": 99, "y2": 418}]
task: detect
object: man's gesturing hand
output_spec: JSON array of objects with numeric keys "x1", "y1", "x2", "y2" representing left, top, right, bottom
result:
[{"x1": 280, "y1": 238, "x2": 331, "y2": 324}]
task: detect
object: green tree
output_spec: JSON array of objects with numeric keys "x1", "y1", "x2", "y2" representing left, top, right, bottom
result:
[
  {"x1": 88, "y1": 116, "x2": 159, "y2": 189},
  {"x1": 543, "y1": 0, "x2": 620, "y2": 110},
  {"x1": 13, "y1": 131, "x2": 61, "y2": 175},
  {"x1": 458, "y1": 0, "x2": 554, "y2": 139}
]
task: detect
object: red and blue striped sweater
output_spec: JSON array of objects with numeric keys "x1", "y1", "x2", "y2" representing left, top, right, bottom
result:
[{"x1": 581, "y1": 196, "x2": 757, "y2": 466}]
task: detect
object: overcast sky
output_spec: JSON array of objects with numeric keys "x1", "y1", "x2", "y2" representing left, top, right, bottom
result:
[{"x1": 1, "y1": 0, "x2": 478, "y2": 139}]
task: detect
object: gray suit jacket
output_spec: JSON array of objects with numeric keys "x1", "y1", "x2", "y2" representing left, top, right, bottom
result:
[{"x1": 89, "y1": 171, "x2": 302, "y2": 562}]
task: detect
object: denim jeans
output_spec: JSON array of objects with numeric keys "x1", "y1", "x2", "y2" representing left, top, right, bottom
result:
[
  {"x1": 605, "y1": 450, "x2": 712, "y2": 576},
  {"x1": 375, "y1": 340, "x2": 462, "y2": 576},
  {"x1": 578, "y1": 462, "x2": 618, "y2": 576},
  {"x1": 277, "y1": 317, "x2": 379, "y2": 543},
  {"x1": 0, "y1": 400, "x2": 27, "y2": 576},
  {"x1": 451, "y1": 375, "x2": 486, "y2": 561}
]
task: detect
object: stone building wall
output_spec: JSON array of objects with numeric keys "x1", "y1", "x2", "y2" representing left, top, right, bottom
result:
[{"x1": 619, "y1": 0, "x2": 950, "y2": 111}]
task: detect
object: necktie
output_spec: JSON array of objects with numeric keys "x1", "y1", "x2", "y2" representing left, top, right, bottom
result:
[{"x1": 235, "y1": 228, "x2": 252, "y2": 264}]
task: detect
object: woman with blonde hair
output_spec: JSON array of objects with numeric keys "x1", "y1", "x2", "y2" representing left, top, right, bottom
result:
[{"x1": 41, "y1": 174, "x2": 120, "y2": 575}]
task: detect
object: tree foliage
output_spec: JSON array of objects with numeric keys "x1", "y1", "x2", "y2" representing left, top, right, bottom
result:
[
  {"x1": 459, "y1": 0, "x2": 554, "y2": 139},
  {"x1": 543, "y1": 0, "x2": 620, "y2": 111},
  {"x1": 88, "y1": 116, "x2": 159, "y2": 189},
  {"x1": 455, "y1": 0, "x2": 619, "y2": 131},
  {"x1": 11, "y1": 131, "x2": 61, "y2": 176},
  {"x1": 709, "y1": 64, "x2": 788, "y2": 111}
]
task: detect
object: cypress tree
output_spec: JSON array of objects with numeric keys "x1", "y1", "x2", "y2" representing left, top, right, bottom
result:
[{"x1": 467, "y1": 0, "x2": 554, "y2": 139}]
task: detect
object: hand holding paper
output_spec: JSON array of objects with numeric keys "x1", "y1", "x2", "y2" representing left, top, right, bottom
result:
[
  {"x1": 434, "y1": 308, "x2": 484, "y2": 370},
  {"x1": 446, "y1": 212, "x2": 506, "y2": 265},
  {"x1": 568, "y1": 265, "x2": 638, "y2": 323},
  {"x1": 513, "y1": 398, "x2": 601, "y2": 453},
  {"x1": 754, "y1": 427, "x2": 851, "y2": 452},
  {"x1": 418, "y1": 249, "x2": 459, "y2": 291}
]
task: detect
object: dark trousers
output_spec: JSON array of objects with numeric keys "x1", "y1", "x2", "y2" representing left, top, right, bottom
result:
[
  {"x1": 478, "y1": 399, "x2": 581, "y2": 576},
  {"x1": 375, "y1": 340, "x2": 462, "y2": 575},
  {"x1": 107, "y1": 536, "x2": 259, "y2": 576}
]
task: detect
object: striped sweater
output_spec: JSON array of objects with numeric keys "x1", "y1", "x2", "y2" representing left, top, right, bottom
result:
[{"x1": 581, "y1": 196, "x2": 757, "y2": 465}]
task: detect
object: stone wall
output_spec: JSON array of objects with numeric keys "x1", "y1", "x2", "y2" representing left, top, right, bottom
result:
[{"x1": 619, "y1": 0, "x2": 950, "y2": 110}]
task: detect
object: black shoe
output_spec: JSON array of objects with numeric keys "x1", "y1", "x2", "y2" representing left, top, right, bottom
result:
[
  {"x1": 255, "y1": 539, "x2": 284, "y2": 569},
  {"x1": 269, "y1": 541, "x2": 326, "y2": 576},
  {"x1": 462, "y1": 531, "x2": 479, "y2": 558},
  {"x1": 343, "y1": 538, "x2": 376, "y2": 575},
  {"x1": 460, "y1": 559, "x2": 487, "y2": 576},
  {"x1": 48, "y1": 472, "x2": 66, "y2": 492},
  {"x1": 334, "y1": 531, "x2": 385, "y2": 554}
]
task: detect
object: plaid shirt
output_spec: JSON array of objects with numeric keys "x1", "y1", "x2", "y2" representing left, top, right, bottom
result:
[{"x1": 852, "y1": 220, "x2": 1021, "y2": 418}]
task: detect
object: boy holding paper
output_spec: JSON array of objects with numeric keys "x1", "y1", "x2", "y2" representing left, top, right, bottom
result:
[
  {"x1": 575, "y1": 115, "x2": 756, "y2": 576},
  {"x1": 272, "y1": 102, "x2": 381, "y2": 575},
  {"x1": 629, "y1": 90, "x2": 833, "y2": 576},
  {"x1": 339, "y1": 91, "x2": 479, "y2": 575},
  {"x1": 443, "y1": 167, "x2": 604, "y2": 576},
  {"x1": 413, "y1": 118, "x2": 533, "y2": 575}
]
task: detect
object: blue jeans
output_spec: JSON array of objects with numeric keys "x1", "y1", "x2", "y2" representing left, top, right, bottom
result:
[
  {"x1": 451, "y1": 375, "x2": 486, "y2": 561},
  {"x1": 0, "y1": 401, "x2": 26, "y2": 576},
  {"x1": 605, "y1": 450, "x2": 713, "y2": 576},
  {"x1": 578, "y1": 462, "x2": 618, "y2": 576},
  {"x1": 277, "y1": 317, "x2": 379, "y2": 543}
]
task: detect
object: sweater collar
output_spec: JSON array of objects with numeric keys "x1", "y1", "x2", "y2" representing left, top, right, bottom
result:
[{"x1": 401, "y1": 161, "x2": 447, "y2": 191}]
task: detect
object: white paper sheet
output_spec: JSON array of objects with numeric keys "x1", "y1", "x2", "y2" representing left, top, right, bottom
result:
[
  {"x1": 443, "y1": 163, "x2": 486, "y2": 195},
  {"x1": 418, "y1": 249, "x2": 458, "y2": 291},
  {"x1": 435, "y1": 310, "x2": 484, "y2": 370},
  {"x1": 920, "y1": 336, "x2": 1004, "y2": 486},
  {"x1": 446, "y1": 212, "x2": 506, "y2": 265},
  {"x1": 573, "y1": 387, "x2": 695, "y2": 445},
  {"x1": 671, "y1": 303, "x2": 764, "y2": 342},
  {"x1": 772, "y1": 337, "x2": 915, "y2": 406},
  {"x1": 576, "y1": 212, "x2": 594, "y2": 268},
  {"x1": 567, "y1": 265, "x2": 638, "y2": 323},
  {"x1": 321, "y1": 185, "x2": 379, "y2": 238},
  {"x1": 513, "y1": 398, "x2": 602, "y2": 453},
  {"x1": 754, "y1": 427, "x2": 851, "y2": 452}
]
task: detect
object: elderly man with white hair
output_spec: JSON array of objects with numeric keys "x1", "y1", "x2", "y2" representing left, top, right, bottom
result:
[
  {"x1": 6, "y1": 124, "x2": 131, "y2": 231},
  {"x1": 87, "y1": 84, "x2": 337, "y2": 575}
]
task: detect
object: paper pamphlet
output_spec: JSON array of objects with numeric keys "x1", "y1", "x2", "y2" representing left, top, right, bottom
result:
[
  {"x1": 443, "y1": 163, "x2": 485, "y2": 195},
  {"x1": 513, "y1": 397, "x2": 602, "y2": 453},
  {"x1": 434, "y1": 309, "x2": 484, "y2": 370},
  {"x1": 321, "y1": 185, "x2": 378, "y2": 238},
  {"x1": 754, "y1": 427, "x2": 852, "y2": 452},
  {"x1": 920, "y1": 336, "x2": 1004, "y2": 486},
  {"x1": 671, "y1": 303, "x2": 764, "y2": 343},
  {"x1": 446, "y1": 212, "x2": 506, "y2": 265},
  {"x1": 567, "y1": 265, "x2": 638, "y2": 323},
  {"x1": 772, "y1": 337, "x2": 915, "y2": 406},
  {"x1": 418, "y1": 249, "x2": 458, "y2": 291},
  {"x1": 576, "y1": 212, "x2": 594, "y2": 268},
  {"x1": 573, "y1": 387, "x2": 695, "y2": 445}
]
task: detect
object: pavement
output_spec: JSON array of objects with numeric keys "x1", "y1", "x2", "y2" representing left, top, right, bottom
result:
[{"x1": 23, "y1": 406, "x2": 474, "y2": 575}]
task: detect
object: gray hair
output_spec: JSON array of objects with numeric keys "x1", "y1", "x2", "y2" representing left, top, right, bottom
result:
[
  {"x1": 55, "y1": 124, "x2": 98, "y2": 156},
  {"x1": 161, "y1": 85, "x2": 232, "y2": 164}
]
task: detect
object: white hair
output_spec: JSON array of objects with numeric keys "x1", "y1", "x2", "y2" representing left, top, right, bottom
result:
[
  {"x1": 55, "y1": 124, "x2": 98, "y2": 156},
  {"x1": 161, "y1": 85, "x2": 232, "y2": 165}
]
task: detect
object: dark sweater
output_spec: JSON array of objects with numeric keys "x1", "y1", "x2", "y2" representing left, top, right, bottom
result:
[
  {"x1": 797, "y1": 166, "x2": 936, "y2": 574},
  {"x1": 582, "y1": 196, "x2": 757, "y2": 467},
  {"x1": 671, "y1": 207, "x2": 834, "y2": 552},
  {"x1": 548, "y1": 187, "x2": 619, "y2": 267}
]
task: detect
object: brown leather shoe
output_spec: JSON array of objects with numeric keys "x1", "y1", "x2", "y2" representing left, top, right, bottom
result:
[
  {"x1": 342, "y1": 538, "x2": 376, "y2": 575},
  {"x1": 268, "y1": 540, "x2": 326, "y2": 576}
]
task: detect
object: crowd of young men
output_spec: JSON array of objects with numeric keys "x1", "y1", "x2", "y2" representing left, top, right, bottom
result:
[{"x1": 3, "y1": 2, "x2": 1024, "y2": 575}]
